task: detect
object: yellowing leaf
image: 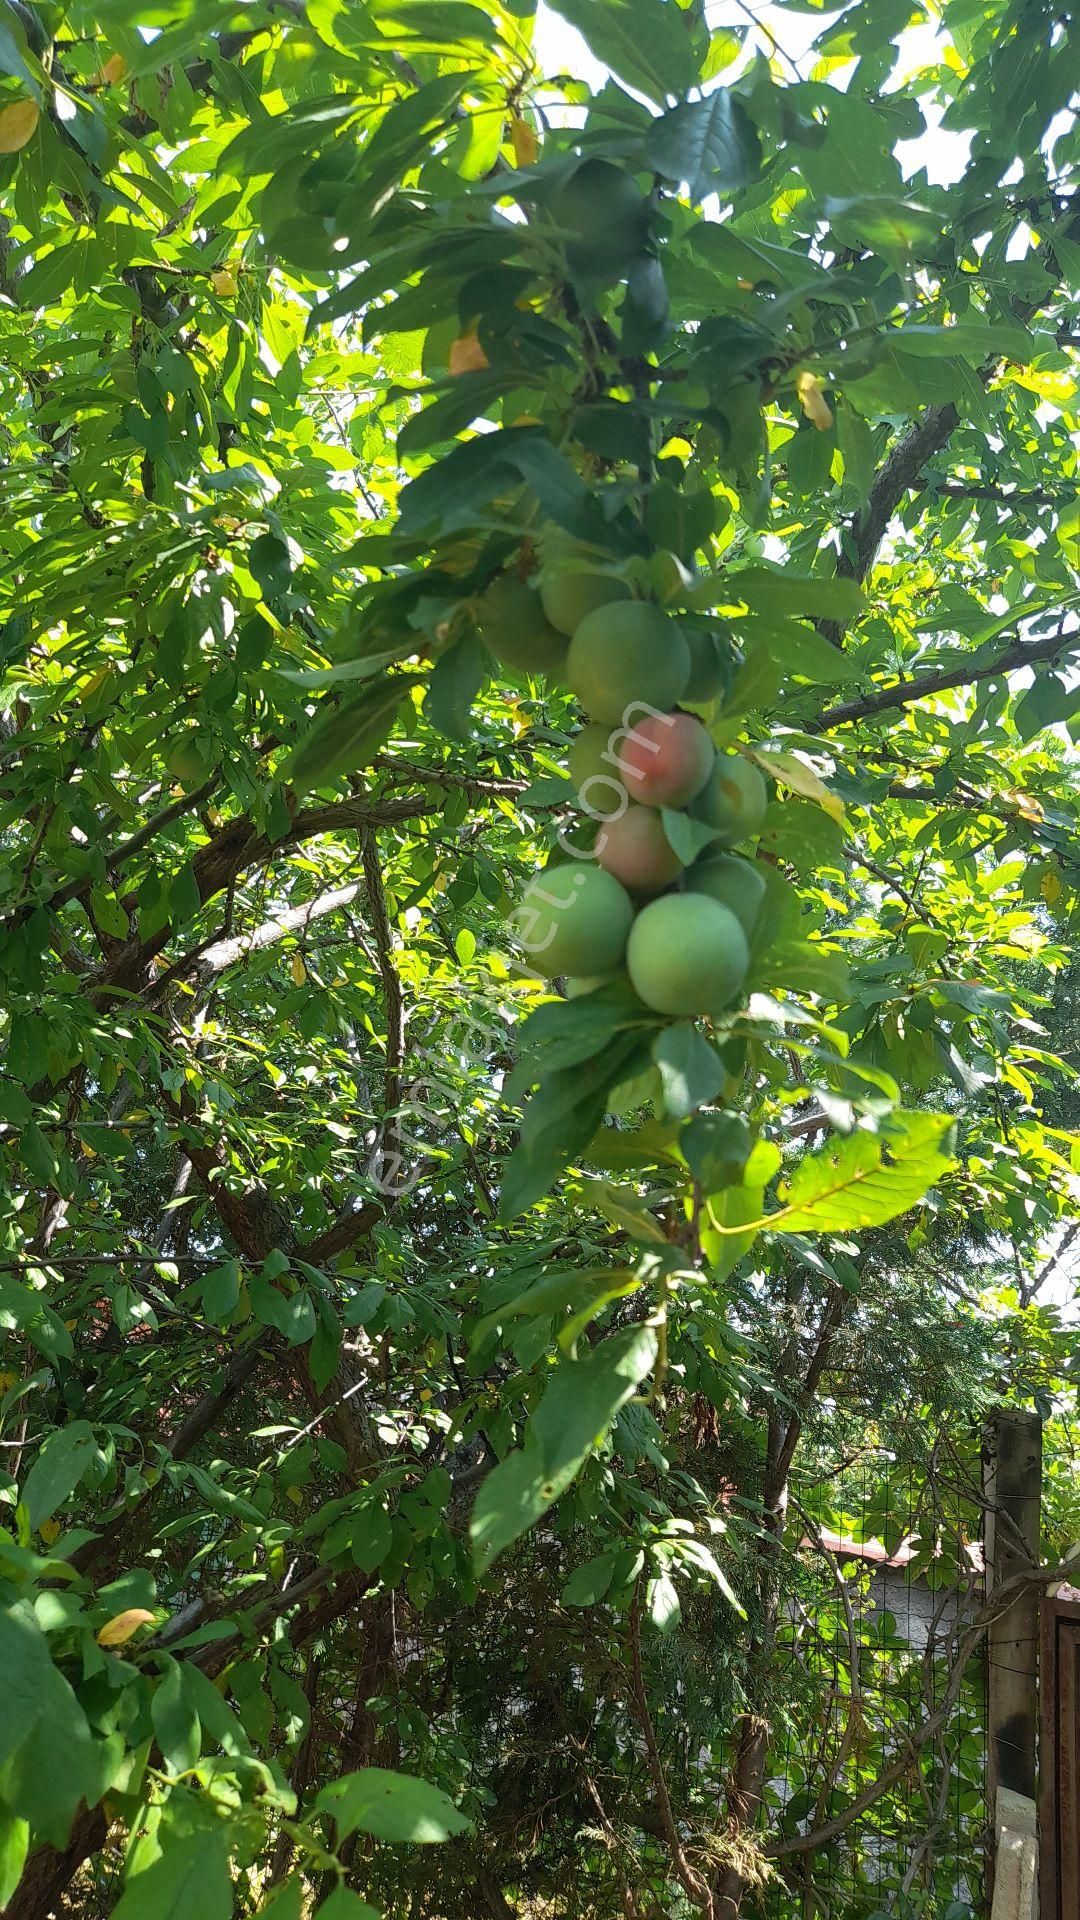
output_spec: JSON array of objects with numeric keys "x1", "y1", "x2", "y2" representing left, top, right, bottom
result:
[
  {"x1": 285, "y1": 1484, "x2": 304, "y2": 1505},
  {"x1": 290, "y1": 952, "x2": 307, "y2": 986},
  {"x1": 1006, "y1": 787, "x2": 1045, "y2": 822},
  {"x1": 78, "y1": 666, "x2": 112, "y2": 707},
  {"x1": 448, "y1": 332, "x2": 489, "y2": 376},
  {"x1": 98, "y1": 53, "x2": 127, "y2": 85},
  {"x1": 796, "y1": 369, "x2": 834, "y2": 431},
  {"x1": 1008, "y1": 365, "x2": 1075, "y2": 403},
  {"x1": 211, "y1": 268, "x2": 238, "y2": 297},
  {"x1": 510, "y1": 114, "x2": 538, "y2": 166},
  {"x1": 1041, "y1": 866, "x2": 1062, "y2": 905},
  {"x1": 38, "y1": 1517, "x2": 61, "y2": 1545},
  {"x1": 0, "y1": 100, "x2": 40, "y2": 153},
  {"x1": 0, "y1": 1370, "x2": 17, "y2": 1390},
  {"x1": 97, "y1": 1608, "x2": 156, "y2": 1647},
  {"x1": 748, "y1": 747, "x2": 845, "y2": 823}
]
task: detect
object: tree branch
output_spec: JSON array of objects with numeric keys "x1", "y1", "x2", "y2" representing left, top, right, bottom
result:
[
  {"x1": 772, "y1": 1553, "x2": 1080, "y2": 1859},
  {"x1": 816, "y1": 623, "x2": 1075, "y2": 731}
]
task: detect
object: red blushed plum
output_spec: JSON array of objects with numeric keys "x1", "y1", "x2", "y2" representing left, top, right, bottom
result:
[
  {"x1": 595, "y1": 805, "x2": 684, "y2": 894},
  {"x1": 615, "y1": 711, "x2": 715, "y2": 809}
]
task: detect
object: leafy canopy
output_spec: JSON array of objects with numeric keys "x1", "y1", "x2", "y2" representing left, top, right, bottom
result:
[{"x1": 0, "y1": 0, "x2": 1077, "y2": 1915}]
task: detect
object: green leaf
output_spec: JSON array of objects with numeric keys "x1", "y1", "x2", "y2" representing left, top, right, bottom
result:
[
  {"x1": 317, "y1": 1768, "x2": 471, "y2": 1844},
  {"x1": 825, "y1": 194, "x2": 942, "y2": 260},
  {"x1": 3, "y1": 1660, "x2": 103, "y2": 1849},
  {"x1": 1014, "y1": 671, "x2": 1079, "y2": 739},
  {"x1": 561, "y1": 1549, "x2": 618, "y2": 1606},
  {"x1": 681, "y1": 1111, "x2": 753, "y2": 1190},
  {"x1": 257, "y1": 1885, "x2": 304, "y2": 1920},
  {"x1": 543, "y1": 0, "x2": 698, "y2": 104},
  {"x1": 701, "y1": 1184, "x2": 764, "y2": 1278},
  {"x1": 0, "y1": 1604, "x2": 52, "y2": 1767},
  {"x1": 472, "y1": 1267, "x2": 640, "y2": 1348},
  {"x1": 646, "y1": 1571, "x2": 681, "y2": 1633},
  {"x1": 645, "y1": 482, "x2": 716, "y2": 562},
  {"x1": 836, "y1": 400, "x2": 875, "y2": 506},
  {"x1": 891, "y1": 321, "x2": 1031, "y2": 361},
  {"x1": 198, "y1": 1260, "x2": 240, "y2": 1323},
  {"x1": 249, "y1": 1278, "x2": 317, "y2": 1345},
  {"x1": 701, "y1": 567, "x2": 865, "y2": 622},
  {"x1": 587, "y1": 1181, "x2": 668, "y2": 1247},
  {"x1": 652, "y1": 1026, "x2": 726, "y2": 1119},
  {"x1": 315, "y1": 1890, "x2": 380, "y2": 1920},
  {"x1": 0, "y1": 1807, "x2": 29, "y2": 1909},
  {"x1": 19, "y1": 1121, "x2": 58, "y2": 1188},
  {"x1": 346, "y1": 1502, "x2": 394, "y2": 1573},
  {"x1": 659, "y1": 805, "x2": 723, "y2": 865},
  {"x1": 426, "y1": 631, "x2": 488, "y2": 742},
  {"x1": 775, "y1": 1112, "x2": 954, "y2": 1233},
  {"x1": 645, "y1": 93, "x2": 761, "y2": 200},
  {"x1": 470, "y1": 1323, "x2": 658, "y2": 1571},
  {"x1": 287, "y1": 675, "x2": 421, "y2": 796},
  {"x1": 309, "y1": 1309, "x2": 342, "y2": 1393},
  {"x1": 757, "y1": 938, "x2": 849, "y2": 1003},
  {"x1": 151, "y1": 1662, "x2": 201, "y2": 1775},
  {"x1": 499, "y1": 1035, "x2": 646, "y2": 1219},
  {"x1": 110, "y1": 1834, "x2": 233, "y2": 1920},
  {"x1": 22, "y1": 1421, "x2": 97, "y2": 1530}
]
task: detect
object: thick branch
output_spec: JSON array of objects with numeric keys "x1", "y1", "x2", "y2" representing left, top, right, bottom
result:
[
  {"x1": 191, "y1": 881, "x2": 364, "y2": 982},
  {"x1": 925, "y1": 479, "x2": 1077, "y2": 506},
  {"x1": 95, "y1": 792, "x2": 438, "y2": 1000},
  {"x1": 817, "y1": 623, "x2": 1074, "y2": 731}
]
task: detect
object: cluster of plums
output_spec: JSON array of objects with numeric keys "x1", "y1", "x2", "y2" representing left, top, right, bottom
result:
[{"x1": 479, "y1": 552, "x2": 770, "y2": 1020}]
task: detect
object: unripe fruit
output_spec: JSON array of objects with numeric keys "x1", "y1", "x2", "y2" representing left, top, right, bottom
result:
[
  {"x1": 568, "y1": 723, "x2": 621, "y2": 806},
  {"x1": 627, "y1": 893, "x2": 749, "y2": 1016},
  {"x1": 566, "y1": 602, "x2": 690, "y2": 727},
  {"x1": 616, "y1": 711, "x2": 714, "y2": 809},
  {"x1": 516, "y1": 864, "x2": 634, "y2": 978},
  {"x1": 685, "y1": 852, "x2": 766, "y2": 938},
  {"x1": 596, "y1": 805, "x2": 684, "y2": 894},
  {"x1": 689, "y1": 752, "x2": 768, "y2": 845},
  {"x1": 539, "y1": 564, "x2": 630, "y2": 636},
  {"x1": 475, "y1": 575, "x2": 568, "y2": 677},
  {"x1": 166, "y1": 736, "x2": 209, "y2": 786},
  {"x1": 550, "y1": 158, "x2": 647, "y2": 286}
]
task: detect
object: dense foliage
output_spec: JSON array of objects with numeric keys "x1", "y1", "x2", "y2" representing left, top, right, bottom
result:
[{"x1": 0, "y1": 0, "x2": 1078, "y2": 1916}]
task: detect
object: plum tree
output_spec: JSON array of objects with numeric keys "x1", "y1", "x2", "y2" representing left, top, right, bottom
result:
[
  {"x1": 689, "y1": 752, "x2": 768, "y2": 844},
  {"x1": 566, "y1": 601, "x2": 690, "y2": 725},
  {"x1": 616, "y1": 711, "x2": 714, "y2": 809},
  {"x1": 516, "y1": 864, "x2": 634, "y2": 977},
  {"x1": 550, "y1": 157, "x2": 647, "y2": 285},
  {"x1": 539, "y1": 561, "x2": 630, "y2": 636},
  {"x1": 596, "y1": 805, "x2": 684, "y2": 894},
  {"x1": 627, "y1": 893, "x2": 750, "y2": 1015},
  {"x1": 476, "y1": 575, "x2": 568, "y2": 677},
  {"x1": 685, "y1": 852, "x2": 766, "y2": 938}
]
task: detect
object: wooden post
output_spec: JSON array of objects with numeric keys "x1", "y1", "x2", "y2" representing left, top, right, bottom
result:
[{"x1": 983, "y1": 1405, "x2": 1043, "y2": 1895}]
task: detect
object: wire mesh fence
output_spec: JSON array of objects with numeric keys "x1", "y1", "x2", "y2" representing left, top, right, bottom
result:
[{"x1": 761, "y1": 1449, "x2": 987, "y2": 1919}]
